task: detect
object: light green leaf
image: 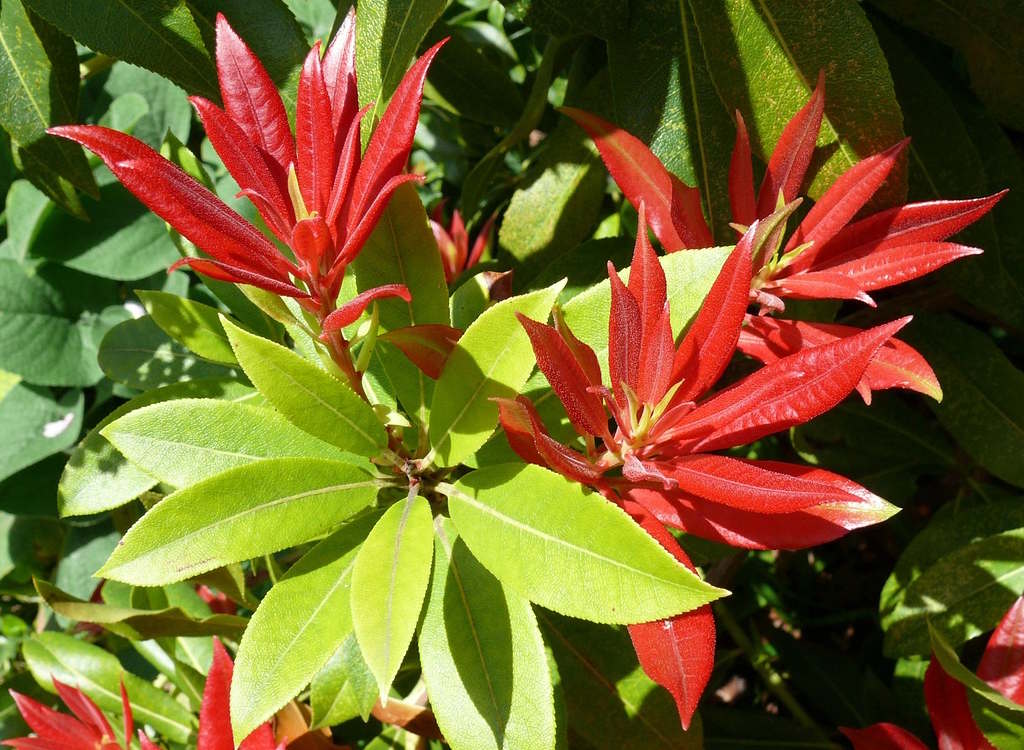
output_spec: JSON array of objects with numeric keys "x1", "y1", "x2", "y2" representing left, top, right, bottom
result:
[
  {"x1": 420, "y1": 519, "x2": 556, "y2": 750},
  {"x1": 539, "y1": 611, "x2": 703, "y2": 750},
  {"x1": 99, "y1": 458, "x2": 378, "y2": 585},
  {"x1": 310, "y1": 633, "x2": 378, "y2": 728},
  {"x1": 231, "y1": 514, "x2": 377, "y2": 744},
  {"x1": 36, "y1": 580, "x2": 247, "y2": 639},
  {"x1": 428, "y1": 281, "x2": 563, "y2": 467},
  {"x1": 136, "y1": 291, "x2": 235, "y2": 364},
  {"x1": 906, "y1": 315, "x2": 1024, "y2": 489},
  {"x1": 687, "y1": 0, "x2": 906, "y2": 206},
  {"x1": 882, "y1": 527, "x2": 1024, "y2": 657},
  {"x1": 30, "y1": 181, "x2": 181, "y2": 280},
  {"x1": 99, "y1": 316, "x2": 237, "y2": 390},
  {"x1": 59, "y1": 379, "x2": 258, "y2": 517},
  {"x1": 24, "y1": 0, "x2": 218, "y2": 99},
  {"x1": 102, "y1": 399, "x2": 352, "y2": 488},
  {"x1": 222, "y1": 316, "x2": 387, "y2": 457},
  {"x1": 352, "y1": 183, "x2": 449, "y2": 427},
  {"x1": 0, "y1": 0, "x2": 95, "y2": 212},
  {"x1": 355, "y1": 0, "x2": 446, "y2": 128},
  {"x1": 0, "y1": 382, "x2": 81, "y2": 483},
  {"x1": 445, "y1": 464, "x2": 726, "y2": 623},
  {"x1": 23, "y1": 631, "x2": 195, "y2": 743},
  {"x1": 351, "y1": 492, "x2": 434, "y2": 699}
]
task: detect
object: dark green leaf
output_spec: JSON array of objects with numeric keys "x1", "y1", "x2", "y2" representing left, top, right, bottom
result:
[
  {"x1": 310, "y1": 633, "x2": 378, "y2": 727},
  {"x1": 506, "y1": 0, "x2": 627, "y2": 39},
  {"x1": 906, "y1": 315, "x2": 1024, "y2": 488},
  {"x1": 24, "y1": 0, "x2": 218, "y2": 98},
  {"x1": 0, "y1": 380, "x2": 81, "y2": 483},
  {"x1": 0, "y1": 0, "x2": 95, "y2": 213}
]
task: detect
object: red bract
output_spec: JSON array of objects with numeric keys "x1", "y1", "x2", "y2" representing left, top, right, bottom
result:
[
  {"x1": 429, "y1": 203, "x2": 496, "y2": 284},
  {"x1": 5, "y1": 640, "x2": 277, "y2": 750},
  {"x1": 498, "y1": 213, "x2": 903, "y2": 726},
  {"x1": 49, "y1": 11, "x2": 443, "y2": 328},
  {"x1": 562, "y1": 79, "x2": 1004, "y2": 402},
  {"x1": 842, "y1": 595, "x2": 1024, "y2": 750}
]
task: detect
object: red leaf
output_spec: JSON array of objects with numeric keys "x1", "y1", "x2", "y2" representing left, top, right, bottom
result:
[
  {"x1": 321, "y1": 284, "x2": 412, "y2": 333},
  {"x1": 199, "y1": 640, "x2": 235, "y2": 750},
  {"x1": 379, "y1": 324, "x2": 462, "y2": 379},
  {"x1": 47, "y1": 128, "x2": 292, "y2": 280},
  {"x1": 552, "y1": 307, "x2": 603, "y2": 389},
  {"x1": 840, "y1": 724, "x2": 930, "y2": 750},
  {"x1": 517, "y1": 313, "x2": 609, "y2": 438},
  {"x1": 978, "y1": 595, "x2": 1024, "y2": 706},
  {"x1": 54, "y1": 680, "x2": 113, "y2": 740},
  {"x1": 8, "y1": 690, "x2": 100, "y2": 750},
  {"x1": 785, "y1": 138, "x2": 909, "y2": 260},
  {"x1": 169, "y1": 257, "x2": 306, "y2": 298},
  {"x1": 467, "y1": 212, "x2": 497, "y2": 270},
  {"x1": 667, "y1": 317, "x2": 908, "y2": 453},
  {"x1": 495, "y1": 396, "x2": 547, "y2": 466},
  {"x1": 322, "y1": 7, "x2": 358, "y2": 134},
  {"x1": 728, "y1": 111, "x2": 756, "y2": 227},
  {"x1": 560, "y1": 107, "x2": 712, "y2": 250},
  {"x1": 119, "y1": 682, "x2": 132, "y2": 750},
  {"x1": 809, "y1": 191, "x2": 1006, "y2": 270},
  {"x1": 190, "y1": 96, "x2": 293, "y2": 240},
  {"x1": 343, "y1": 39, "x2": 446, "y2": 229},
  {"x1": 763, "y1": 270, "x2": 875, "y2": 306},
  {"x1": 214, "y1": 15, "x2": 294, "y2": 175},
  {"x1": 291, "y1": 215, "x2": 331, "y2": 273},
  {"x1": 924, "y1": 658, "x2": 995, "y2": 750},
  {"x1": 627, "y1": 205, "x2": 668, "y2": 326},
  {"x1": 607, "y1": 261, "x2": 643, "y2": 405},
  {"x1": 628, "y1": 462, "x2": 895, "y2": 550},
  {"x1": 637, "y1": 302, "x2": 675, "y2": 406},
  {"x1": 139, "y1": 733, "x2": 163, "y2": 750},
  {"x1": 296, "y1": 43, "x2": 336, "y2": 216},
  {"x1": 332, "y1": 173, "x2": 424, "y2": 271},
  {"x1": 623, "y1": 501, "x2": 715, "y2": 730},
  {"x1": 650, "y1": 454, "x2": 862, "y2": 514},
  {"x1": 756, "y1": 71, "x2": 825, "y2": 218},
  {"x1": 670, "y1": 227, "x2": 754, "y2": 403},
  {"x1": 325, "y1": 103, "x2": 371, "y2": 231},
  {"x1": 738, "y1": 316, "x2": 942, "y2": 402},
  {"x1": 815, "y1": 241, "x2": 983, "y2": 293}
]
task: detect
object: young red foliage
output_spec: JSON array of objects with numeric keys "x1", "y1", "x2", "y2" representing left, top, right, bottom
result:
[
  {"x1": 563, "y1": 77, "x2": 1002, "y2": 401},
  {"x1": 429, "y1": 203, "x2": 496, "y2": 284},
  {"x1": 50, "y1": 11, "x2": 445, "y2": 330},
  {"x1": 502, "y1": 217, "x2": 905, "y2": 726},
  {"x1": 5, "y1": 640, "x2": 279, "y2": 750}
]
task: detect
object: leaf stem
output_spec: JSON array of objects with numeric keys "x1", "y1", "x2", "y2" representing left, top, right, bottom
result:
[{"x1": 713, "y1": 601, "x2": 819, "y2": 730}]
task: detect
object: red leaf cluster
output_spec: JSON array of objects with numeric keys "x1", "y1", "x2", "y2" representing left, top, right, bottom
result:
[
  {"x1": 564, "y1": 77, "x2": 1004, "y2": 403},
  {"x1": 5, "y1": 639, "x2": 278, "y2": 750},
  {"x1": 429, "y1": 202, "x2": 496, "y2": 284},
  {"x1": 49, "y1": 12, "x2": 444, "y2": 330}
]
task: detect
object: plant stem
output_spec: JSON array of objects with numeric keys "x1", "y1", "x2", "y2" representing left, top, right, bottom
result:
[
  {"x1": 322, "y1": 328, "x2": 367, "y2": 398},
  {"x1": 713, "y1": 601, "x2": 818, "y2": 730}
]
